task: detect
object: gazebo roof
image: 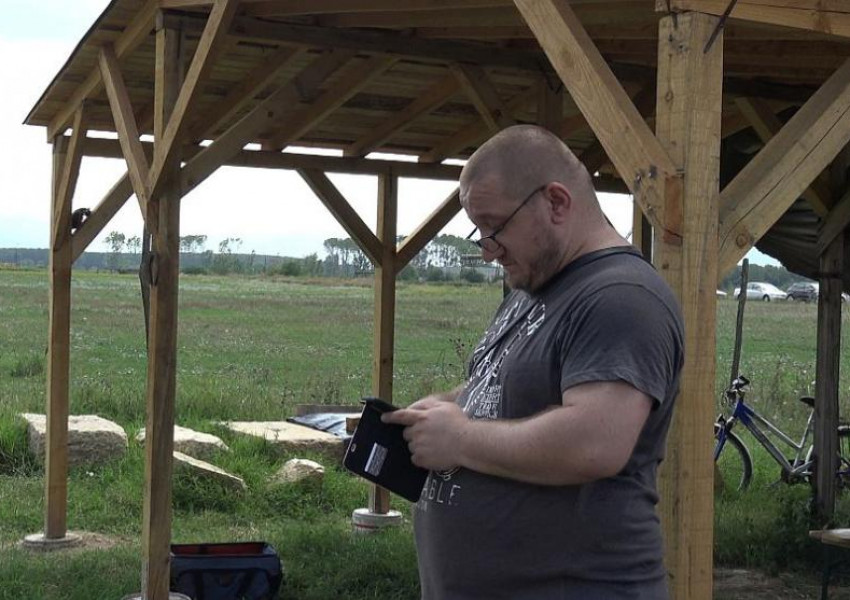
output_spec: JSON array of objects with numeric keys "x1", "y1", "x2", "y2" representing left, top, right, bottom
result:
[{"x1": 24, "y1": 0, "x2": 850, "y2": 279}]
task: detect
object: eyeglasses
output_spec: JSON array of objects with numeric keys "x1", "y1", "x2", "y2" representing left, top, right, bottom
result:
[{"x1": 466, "y1": 184, "x2": 547, "y2": 254}]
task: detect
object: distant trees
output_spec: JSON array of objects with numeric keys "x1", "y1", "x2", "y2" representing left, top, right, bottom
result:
[{"x1": 104, "y1": 231, "x2": 126, "y2": 271}]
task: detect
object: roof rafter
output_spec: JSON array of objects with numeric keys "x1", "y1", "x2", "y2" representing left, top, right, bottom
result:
[{"x1": 450, "y1": 63, "x2": 517, "y2": 133}]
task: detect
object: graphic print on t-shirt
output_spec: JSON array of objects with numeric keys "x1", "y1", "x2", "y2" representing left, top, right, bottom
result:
[{"x1": 418, "y1": 295, "x2": 546, "y2": 509}]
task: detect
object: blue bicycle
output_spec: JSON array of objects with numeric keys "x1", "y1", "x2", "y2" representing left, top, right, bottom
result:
[{"x1": 714, "y1": 375, "x2": 850, "y2": 493}]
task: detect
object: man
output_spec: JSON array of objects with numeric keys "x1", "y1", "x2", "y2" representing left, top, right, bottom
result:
[{"x1": 383, "y1": 125, "x2": 684, "y2": 599}]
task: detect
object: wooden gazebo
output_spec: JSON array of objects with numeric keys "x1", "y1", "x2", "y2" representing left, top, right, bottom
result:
[{"x1": 24, "y1": 1, "x2": 850, "y2": 598}]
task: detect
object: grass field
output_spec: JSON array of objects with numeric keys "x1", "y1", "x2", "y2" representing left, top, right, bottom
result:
[{"x1": 2, "y1": 268, "x2": 850, "y2": 598}]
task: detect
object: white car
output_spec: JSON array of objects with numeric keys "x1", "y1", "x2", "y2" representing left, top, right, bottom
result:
[{"x1": 733, "y1": 282, "x2": 787, "y2": 302}]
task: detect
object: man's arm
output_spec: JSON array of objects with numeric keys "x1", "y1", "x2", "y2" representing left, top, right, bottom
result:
[{"x1": 382, "y1": 380, "x2": 652, "y2": 486}]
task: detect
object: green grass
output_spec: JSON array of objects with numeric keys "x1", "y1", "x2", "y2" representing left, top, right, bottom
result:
[{"x1": 2, "y1": 270, "x2": 850, "y2": 597}]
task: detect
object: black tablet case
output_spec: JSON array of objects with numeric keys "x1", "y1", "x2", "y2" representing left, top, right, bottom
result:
[{"x1": 343, "y1": 398, "x2": 428, "y2": 502}]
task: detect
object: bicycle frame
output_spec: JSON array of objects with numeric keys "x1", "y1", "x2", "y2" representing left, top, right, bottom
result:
[{"x1": 716, "y1": 395, "x2": 815, "y2": 479}]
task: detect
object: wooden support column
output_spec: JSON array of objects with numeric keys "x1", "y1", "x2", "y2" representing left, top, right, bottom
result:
[
  {"x1": 141, "y1": 13, "x2": 183, "y2": 600},
  {"x1": 632, "y1": 201, "x2": 653, "y2": 261},
  {"x1": 654, "y1": 12, "x2": 723, "y2": 600},
  {"x1": 813, "y1": 150, "x2": 849, "y2": 520},
  {"x1": 370, "y1": 171, "x2": 398, "y2": 515},
  {"x1": 44, "y1": 107, "x2": 87, "y2": 540},
  {"x1": 814, "y1": 233, "x2": 843, "y2": 521}
]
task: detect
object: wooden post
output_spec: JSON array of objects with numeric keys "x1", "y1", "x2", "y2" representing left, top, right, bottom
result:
[
  {"x1": 632, "y1": 201, "x2": 653, "y2": 261},
  {"x1": 141, "y1": 13, "x2": 183, "y2": 600},
  {"x1": 369, "y1": 171, "x2": 397, "y2": 515},
  {"x1": 44, "y1": 136, "x2": 72, "y2": 539},
  {"x1": 813, "y1": 149, "x2": 849, "y2": 521},
  {"x1": 654, "y1": 12, "x2": 723, "y2": 600}
]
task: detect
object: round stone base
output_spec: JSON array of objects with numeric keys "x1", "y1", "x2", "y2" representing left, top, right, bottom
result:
[
  {"x1": 121, "y1": 594, "x2": 191, "y2": 600},
  {"x1": 351, "y1": 508, "x2": 403, "y2": 533},
  {"x1": 21, "y1": 532, "x2": 82, "y2": 552}
]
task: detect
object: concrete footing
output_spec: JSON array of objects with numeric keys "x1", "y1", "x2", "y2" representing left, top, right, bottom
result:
[
  {"x1": 121, "y1": 594, "x2": 192, "y2": 600},
  {"x1": 21, "y1": 532, "x2": 82, "y2": 551},
  {"x1": 351, "y1": 507, "x2": 403, "y2": 533}
]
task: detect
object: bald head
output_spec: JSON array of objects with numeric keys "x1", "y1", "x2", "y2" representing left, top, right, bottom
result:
[{"x1": 460, "y1": 125, "x2": 599, "y2": 212}]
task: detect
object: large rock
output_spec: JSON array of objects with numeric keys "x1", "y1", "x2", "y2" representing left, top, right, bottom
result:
[
  {"x1": 271, "y1": 458, "x2": 325, "y2": 489},
  {"x1": 20, "y1": 413, "x2": 128, "y2": 467},
  {"x1": 136, "y1": 425, "x2": 229, "y2": 460},
  {"x1": 223, "y1": 421, "x2": 344, "y2": 460},
  {"x1": 173, "y1": 451, "x2": 246, "y2": 492}
]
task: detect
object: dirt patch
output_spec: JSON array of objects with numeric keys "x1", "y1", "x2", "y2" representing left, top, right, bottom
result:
[{"x1": 714, "y1": 567, "x2": 850, "y2": 599}]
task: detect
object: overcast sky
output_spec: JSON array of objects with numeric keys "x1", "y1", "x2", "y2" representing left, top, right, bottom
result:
[{"x1": 0, "y1": 1, "x2": 775, "y2": 267}]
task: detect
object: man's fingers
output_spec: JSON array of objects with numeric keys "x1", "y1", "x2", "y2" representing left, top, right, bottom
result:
[{"x1": 381, "y1": 408, "x2": 418, "y2": 425}]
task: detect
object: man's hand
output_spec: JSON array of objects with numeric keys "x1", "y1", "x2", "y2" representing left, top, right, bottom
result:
[{"x1": 381, "y1": 397, "x2": 469, "y2": 471}]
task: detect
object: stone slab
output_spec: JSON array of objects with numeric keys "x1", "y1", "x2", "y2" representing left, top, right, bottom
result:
[
  {"x1": 20, "y1": 413, "x2": 128, "y2": 467},
  {"x1": 173, "y1": 451, "x2": 246, "y2": 491},
  {"x1": 223, "y1": 421, "x2": 344, "y2": 460},
  {"x1": 137, "y1": 425, "x2": 229, "y2": 460}
]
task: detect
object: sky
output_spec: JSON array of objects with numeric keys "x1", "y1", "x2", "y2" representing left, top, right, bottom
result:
[{"x1": 0, "y1": 0, "x2": 777, "y2": 267}]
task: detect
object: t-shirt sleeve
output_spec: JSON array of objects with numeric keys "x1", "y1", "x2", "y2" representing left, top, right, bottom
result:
[{"x1": 558, "y1": 283, "x2": 684, "y2": 406}]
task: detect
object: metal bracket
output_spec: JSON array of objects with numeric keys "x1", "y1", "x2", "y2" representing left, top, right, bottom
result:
[{"x1": 704, "y1": 0, "x2": 739, "y2": 54}]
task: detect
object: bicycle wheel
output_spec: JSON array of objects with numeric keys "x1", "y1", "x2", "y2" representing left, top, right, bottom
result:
[
  {"x1": 714, "y1": 424, "x2": 753, "y2": 494},
  {"x1": 836, "y1": 427, "x2": 850, "y2": 489}
]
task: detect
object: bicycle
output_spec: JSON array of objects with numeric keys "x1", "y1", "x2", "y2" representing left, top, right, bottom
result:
[{"x1": 713, "y1": 375, "x2": 850, "y2": 493}]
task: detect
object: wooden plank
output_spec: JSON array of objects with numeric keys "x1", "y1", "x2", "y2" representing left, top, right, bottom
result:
[
  {"x1": 396, "y1": 189, "x2": 461, "y2": 270},
  {"x1": 818, "y1": 188, "x2": 850, "y2": 255},
  {"x1": 371, "y1": 172, "x2": 398, "y2": 515},
  {"x1": 242, "y1": 0, "x2": 512, "y2": 16},
  {"x1": 653, "y1": 12, "x2": 723, "y2": 600},
  {"x1": 44, "y1": 138, "x2": 72, "y2": 540},
  {"x1": 717, "y1": 57, "x2": 850, "y2": 276},
  {"x1": 536, "y1": 79, "x2": 563, "y2": 132},
  {"x1": 450, "y1": 63, "x2": 516, "y2": 133},
  {"x1": 141, "y1": 17, "x2": 183, "y2": 600},
  {"x1": 664, "y1": 0, "x2": 850, "y2": 39},
  {"x1": 345, "y1": 72, "x2": 461, "y2": 158},
  {"x1": 632, "y1": 200, "x2": 653, "y2": 260},
  {"x1": 148, "y1": 0, "x2": 239, "y2": 204},
  {"x1": 52, "y1": 108, "x2": 88, "y2": 249},
  {"x1": 180, "y1": 49, "x2": 355, "y2": 196},
  {"x1": 188, "y1": 45, "x2": 305, "y2": 141},
  {"x1": 814, "y1": 232, "x2": 843, "y2": 520},
  {"x1": 422, "y1": 84, "x2": 537, "y2": 162},
  {"x1": 99, "y1": 46, "x2": 151, "y2": 208},
  {"x1": 263, "y1": 54, "x2": 398, "y2": 151},
  {"x1": 514, "y1": 0, "x2": 682, "y2": 241},
  {"x1": 47, "y1": 0, "x2": 158, "y2": 140},
  {"x1": 297, "y1": 169, "x2": 383, "y2": 265},
  {"x1": 734, "y1": 96, "x2": 831, "y2": 215},
  {"x1": 71, "y1": 173, "x2": 137, "y2": 263},
  {"x1": 81, "y1": 135, "x2": 463, "y2": 179}
]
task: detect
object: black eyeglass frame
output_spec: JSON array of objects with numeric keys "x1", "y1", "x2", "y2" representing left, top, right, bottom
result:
[{"x1": 465, "y1": 184, "x2": 548, "y2": 253}]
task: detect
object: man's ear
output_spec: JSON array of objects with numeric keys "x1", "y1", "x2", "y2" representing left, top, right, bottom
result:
[{"x1": 545, "y1": 183, "x2": 572, "y2": 223}]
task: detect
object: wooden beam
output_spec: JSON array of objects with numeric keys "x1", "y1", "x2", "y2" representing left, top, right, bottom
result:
[
  {"x1": 536, "y1": 79, "x2": 563, "y2": 132},
  {"x1": 514, "y1": 0, "x2": 682, "y2": 241},
  {"x1": 450, "y1": 63, "x2": 516, "y2": 133},
  {"x1": 99, "y1": 46, "x2": 151, "y2": 208},
  {"x1": 814, "y1": 231, "x2": 843, "y2": 520},
  {"x1": 71, "y1": 173, "x2": 137, "y2": 263},
  {"x1": 52, "y1": 108, "x2": 88, "y2": 249},
  {"x1": 345, "y1": 73, "x2": 461, "y2": 158},
  {"x1": 170, "y1": 12, "x2": 548, "y2": 71},
  {"x1": 44, "y1": 137, "x2": 73, "y2": 540},
  {"x1": 654, "y1": 11, "x2": 723, "y2": 600},
  {"x1": 717, "y1": 57, "x2": 850, "y2": 275},
  {"x1": 663, "y1": 0, "x2": 850, "y2": 39},
  {"x1": 297, "y1": 169, "x2": 383, "y2": 265},
  {"x1": 422, "y1": 84, "x2": 537, "y2": 162},
  {"x1": 141, "y1": 16, "x2": 183, "y2": 600},
  {"x1": 180, "y1": 49, "x2": 355, "y2": 196},
  {"x1": 818, "y1": 187, "x2": 850, "y2": 254},
  {"x1": 163, "y1": 0, "x2": 511, "y2": 11},
  {"x1": 371, "y1": 171, "x2": 398, "y2": 515},
  {"x1": 80, "y1": 135, "x2": 463, "y2": 179},
  {"x1": 47, "y1": 0, "x2": 158, "y2": 140},
  {"x1": 263, "y1": 54, "x2": 398, "y2": 151},
  {"x1": 734, "y1": 97, "x2": 831, "y2": 215},
  {"x1": 187, "y1": 45, "x2": 305, "y2": 141},
  {"x1": 396, "y1": 189, "x2": 462, "y2": 270},
  {"x1": 148, "y1": 0, "x2": 239, "y2": 204}
]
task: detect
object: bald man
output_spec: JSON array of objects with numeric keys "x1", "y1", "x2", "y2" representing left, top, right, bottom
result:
[{"x1": 383, "y1": 125, "x2": 684, "y2": 600}]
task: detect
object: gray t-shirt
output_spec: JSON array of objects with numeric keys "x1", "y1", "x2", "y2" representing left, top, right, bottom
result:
[{"x1": 413, "y1": 247, "x2": 684, "y2": 600}]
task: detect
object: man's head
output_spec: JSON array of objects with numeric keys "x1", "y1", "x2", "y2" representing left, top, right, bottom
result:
[{"x1": 460, "y1": 125, "x2": 615, "y2": 292}]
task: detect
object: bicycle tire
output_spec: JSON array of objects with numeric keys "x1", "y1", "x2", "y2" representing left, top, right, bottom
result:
[
  {"x1": 835, "y1": 427, "x2": 850, "y2": 489},
  {"x1": 714, "y1": 424, "x2": 753, "y2": 493}
]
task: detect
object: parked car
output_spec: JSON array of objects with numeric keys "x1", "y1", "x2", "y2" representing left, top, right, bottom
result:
[
  {"x1": 716, "y1": 289, "x2": 728, "y2": 298},
  {"x1": 786, "y1": 281, "x2": 819, "y2": 302},
  {"x1": 733, "y1": 282, "x2": 787, "y2": 302}
]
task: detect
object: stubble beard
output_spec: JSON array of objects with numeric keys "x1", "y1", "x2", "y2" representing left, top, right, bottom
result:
[{"x1": 506, "y1": 228, "x2": 563, "y2": 293}]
